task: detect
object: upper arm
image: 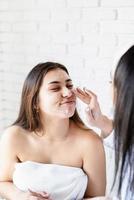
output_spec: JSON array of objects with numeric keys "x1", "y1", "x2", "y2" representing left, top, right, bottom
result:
[
  {"x1": 0, "y1": 128, "x2": 19, "y2": 182},
  {"x1": 82, "y1": 133, "x2": 106, "y2": 198}
]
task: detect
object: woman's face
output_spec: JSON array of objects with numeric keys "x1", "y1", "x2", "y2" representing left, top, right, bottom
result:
[{"x1": 38, "y1": 69, "x2": 76, "y2": 118}]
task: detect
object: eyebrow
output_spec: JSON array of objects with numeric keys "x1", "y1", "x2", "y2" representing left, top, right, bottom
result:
[{"x1": 48, "y1": 79, "x2": 72, "y2": 85}]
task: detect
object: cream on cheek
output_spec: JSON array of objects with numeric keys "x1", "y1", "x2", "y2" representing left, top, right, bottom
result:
[
  {"x1": 38, "y1": 86, "x2": 49, "y2": 112},
  {"x1": 39, "y1": 89, "x2": 61, "y2": 115}
]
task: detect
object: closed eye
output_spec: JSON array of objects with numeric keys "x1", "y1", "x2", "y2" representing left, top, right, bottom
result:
[
  {"x1": 67, "y1": 85, "x2": 73, "y2": 89},
  {"x1": 50, "y1": 87, "x2": 60, "y2": 91},
  {"x1": 50, "y1": 85, "x2": 73, "y2": 92}
]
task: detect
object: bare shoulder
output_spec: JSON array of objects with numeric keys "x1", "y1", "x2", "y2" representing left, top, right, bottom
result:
[
  {"x1": 73, "y1": 127, "x2": 105, "y2": 162},
  {"x1": 0, "y1": 125, "x2": 27, "y2": 149},
  {"x1": 76, "y1": 127, "x2": 103, "y2": 148},
  {"x1": 0, "y1": 126, "x2": 28, "y2": 181}
]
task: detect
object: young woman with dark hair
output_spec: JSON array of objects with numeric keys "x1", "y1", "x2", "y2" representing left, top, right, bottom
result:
[
  {"x1": 0, "y1": 62, "x2": 106, "y2": 200},
  {"x1": 75, "y1": 45, "x2": 134, "y2": 200}
]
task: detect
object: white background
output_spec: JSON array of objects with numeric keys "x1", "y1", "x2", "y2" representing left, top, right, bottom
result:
[{"x1": 0, "y1": 0, "x2": 134, "y2": 196}]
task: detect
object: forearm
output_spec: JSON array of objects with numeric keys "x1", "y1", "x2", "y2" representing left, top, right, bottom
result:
[
  {"x1": 0, "y1": 181, "x2": 23, "y2": 200},
  {"x1": 83, "y1": 197, "x2": 112, "y2": 200},
  {"x1": 100, "y1": 116, "x2": 113, "y2": 139}
]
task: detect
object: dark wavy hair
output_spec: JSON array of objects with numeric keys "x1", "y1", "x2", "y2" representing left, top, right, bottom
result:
[
  {"x1": 13, "y1": 62, "x2": 87, "y2": 132},
  {"x1": 113, "y1": 46, "x2": 134, "y2": 199}
]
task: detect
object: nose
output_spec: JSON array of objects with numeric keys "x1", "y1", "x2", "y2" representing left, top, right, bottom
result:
[{"x1": 62, "y1": 87, "x2": 73, "y2": 98}]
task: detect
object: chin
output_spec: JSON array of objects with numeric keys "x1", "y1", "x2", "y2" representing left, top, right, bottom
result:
[{"x1": 60, "y1": 109, "x2": 75, "y2": 119}]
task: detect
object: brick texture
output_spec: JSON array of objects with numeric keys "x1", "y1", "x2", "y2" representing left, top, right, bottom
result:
[
  {"x1": 0, "y1": 1, "x2": 134, "y2": 194},
  {"x1": 0, "y1": 0, "x2": 134, "y2": 132}
]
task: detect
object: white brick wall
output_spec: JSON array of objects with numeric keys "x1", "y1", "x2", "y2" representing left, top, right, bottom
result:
[{"x1": 0, "y1": 0, "x2": 134, "y2": 196}]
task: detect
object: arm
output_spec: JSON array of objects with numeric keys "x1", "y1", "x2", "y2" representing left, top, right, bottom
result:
[
  {"x1": 0, "y1": 128, "x2": 21, "y2": 199},
  {"x1": 0, "y1": 182, "x2": 26, "y2": 200},
  {"x1": 82, "y1": 133, "x2": 106, "y2": 198},
  {"x1": 99, "y1": 116, "x2": 113, "y2": 138},
  {"x1": 0, "y1": 182, "x2": 51, "y2": 200},
  {"x1": 74, "y1": 87, "x2": 113, "y2": 138},
  {"x1": 0, "y1": 127, "x2": 50, "y2": 200},
  {"x1": 84, "y1": 197, "x2": 113, "y2": 200}
]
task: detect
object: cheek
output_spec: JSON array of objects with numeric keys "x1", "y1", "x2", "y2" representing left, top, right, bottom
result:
[
  {"x1": 48, "y1": 93, "x2": 60, "y2": 103},
  {"x1": 39, "y1": 93, "x2": 59, "y2": 110}
]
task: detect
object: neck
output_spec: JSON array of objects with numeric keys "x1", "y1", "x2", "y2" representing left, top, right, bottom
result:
[{"x1": 41, "y1": 116, "x2": 70, "y2": 141}]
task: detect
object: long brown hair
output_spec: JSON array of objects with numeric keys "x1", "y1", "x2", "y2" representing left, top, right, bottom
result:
[{"x1": 13, "y1": 62, "x2": 87, "y2": 132}]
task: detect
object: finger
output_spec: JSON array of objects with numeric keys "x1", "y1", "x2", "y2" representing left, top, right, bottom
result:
[
  {"x1": 29, "y1": 190, "x2": 50, "y2": 198},
  {"x1": 76, "y1": 91, "x2": 87, "y2": 99},
  {"x1": 39, "y1": 192, "x2": 50, "y2": 198},
  {"x1": 75, "y1": 87, "x2": 96, "y2": 99},
  {"x1": 76, "y1": 87, "x2": 89, "y2": 96},
  {"x1": 77, "y1": 94, "x2": 91, "y2": 104},
  {"x1": 28, "y1": 189, "x2": 38, "y2": 195},
  {"x1": 77, "y1": 87, "x2": 94, "y2": 100},
  {"x1": 75, "y1": 90, "x2": 88, "y2": 100},
  {"x1": 74, "y1": 87, "x2": 85, "y2": 95},
  {"x1": 84, "y1": 88, "x2": 97, "y2": 98},
  {"x1": 84, "y1": 87, "x2": 96, "y2": 95},
  {"x1": 39, "y1": 196, "x2": 53, "y2": 200},
  {"x1": 75, "y1": 88, "x2": 91, "y2": 103}
]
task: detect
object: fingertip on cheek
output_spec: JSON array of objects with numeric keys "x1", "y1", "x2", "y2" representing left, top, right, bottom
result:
[
  {"x1": 72, "y1": 88, "x2": 78, "y2": 96},
  {"x1": 74, "y1": 86, "x2": 81, "y2": 90},
  {"x1": 72, "y1": 86, "x2": 78, "y2": 91},
  {"x1": 72, "y1": 88, "x2": 76, "y2": 93}
]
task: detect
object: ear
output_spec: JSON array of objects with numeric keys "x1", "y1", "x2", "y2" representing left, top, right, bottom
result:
[{"x1": 33, "y1": 96, "x2": 40, "y2": 111}]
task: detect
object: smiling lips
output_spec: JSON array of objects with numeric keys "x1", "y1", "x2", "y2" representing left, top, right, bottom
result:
[{"x1": 61, "y1": 100, "x2": 76, "y2": 105}]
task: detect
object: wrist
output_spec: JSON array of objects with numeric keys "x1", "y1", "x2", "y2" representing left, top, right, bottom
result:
[{"x1": 100, "y1": 116, "x2": 113, "y2": 138}]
